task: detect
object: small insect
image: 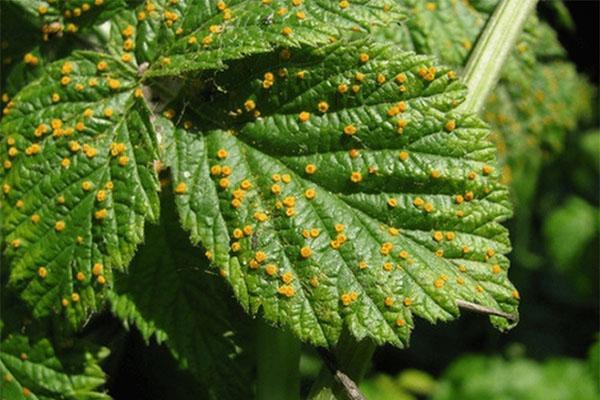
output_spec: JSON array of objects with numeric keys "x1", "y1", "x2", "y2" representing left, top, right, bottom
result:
[
  {"x1": 261, "y1": 13, "x2": 274, "y2": 25},
  {"x1": 251, "y1": 231, "x2": 259, "y2": 250}
]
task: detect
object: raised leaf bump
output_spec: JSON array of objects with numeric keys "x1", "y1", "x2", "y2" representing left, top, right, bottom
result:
[
  {"x1": 1, "y1": 51, "x2": 159, "y2": 326},
  {"x1": 164, "y1": 41, "x2": 517, "y2": 348}
]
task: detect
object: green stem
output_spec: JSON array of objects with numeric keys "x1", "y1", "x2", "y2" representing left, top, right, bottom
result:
[
  {"x1": 460, "y1": 0, "x2": 539, "y2": 114},
  {"x1": 256, "y1": 321, "x2": 301, "y2": 400},
  {"x1": 308, "y1": 330, "x2": 375, "y2": 400}
]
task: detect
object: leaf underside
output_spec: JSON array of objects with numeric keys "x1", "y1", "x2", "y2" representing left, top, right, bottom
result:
[
  {"x1": 164, "y1": 40, "x2": 517, "y2": 348},
  {"x1": 1, "y1": 51, "x2": 159, "y2": 326},
  {"x1": 108, "y1": 191, "x2": 253, "y2": 400}
]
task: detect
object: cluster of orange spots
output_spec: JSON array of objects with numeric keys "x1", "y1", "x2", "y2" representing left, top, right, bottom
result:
[
  {"x1": 384, "y1": 296, "x2": 394, "y2": 306},
  {"x1": 380, "y1": 242, "x2": 393, "y2": 255},
  {"x1": 25, "y1": 143, "x2": 41, "y2": 156},
  {"x1": 23, "y1": 53, "x2": 39, "y2": 66},
  {"x1": 254, "y1": 211, "x2": 268, "y2": 222},
  {"x1": 341, "y1": 291, "x2": 358, "y2": 306},
  {"x1": 82, "y1": 144, "x2": 97, "y2": 158},
  {"x1": 95, "y1": 208, "x2": 108, "y2": 220},
  {"x1": 444, "y1": 119, "x2": 456, "y2": 132},
  {"x1": 350, "y1": 171, "x2": 362, "y2": 183},
  {"x1": 343, "y1": 124, "x2": 357, "y2": 136},
  {"x1": 174, "y1": 182, "x2": 187, "y2": 194},
  {"x1": 396, "y1": 118, "x2": 409, "y2": 134},
  {"x1": 277, "y1": 285, "x2": 295, "y2": 297},
  {"x1": 387, "y1": 101, "x2": 408, "y2": 117},
  {"x1": 418, "y1": 66, "x2": 437, "y2": 81},
  {"x1": 263, "y1": 72, "x2": 275, "y2": 89}
]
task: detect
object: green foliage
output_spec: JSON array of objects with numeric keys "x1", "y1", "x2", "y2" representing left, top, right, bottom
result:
[
  {"x1": 1, "y1": 51, "x2": 159, "y2": 326},
  {"x1": 433, "y1": 353, "x2": 599, "y2": 400},
  {"x1": 1, "y1": 0, "x2": 596, "y2": 398},
  {"x1": 361, "y1": 369, "x2": 436, "y2": 400},
  {"x1": 1, "y1": 325, "x2": 109, "y2": 400},
  {"x1": 543, "y1": 196, "x2": 598, "y2": 272},
  {"x1": 108, "y1": 192, "x2": 253, "y2": 400},
  {"x1": 164, "y1": 40, "x2": 516, "y2": 347}
]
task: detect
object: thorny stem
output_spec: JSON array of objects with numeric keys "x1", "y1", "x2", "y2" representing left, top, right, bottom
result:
[
  {"x1": 308, "y1": 0, "x2": 535, "y2": 398},
  {"x1": 460, "y1": 0, "x2": 539, "y2": 113}
]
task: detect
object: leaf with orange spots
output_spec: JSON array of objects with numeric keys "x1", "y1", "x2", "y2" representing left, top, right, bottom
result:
[
  {"x1": 0, "y1": 330, "x2": 110, "y2": 400},
  {"x1": 108, "y1": 191, "x2": 253, "y2": 400},
  {"x1": 163, "y1": 41, "x2": 517, "y2": 348},
  {"x1": 135, "y1": 0, "x2": 405, "y2": 77},
  {"x1": 1, "y1": 51, "x2": 159, "y2": 327}
]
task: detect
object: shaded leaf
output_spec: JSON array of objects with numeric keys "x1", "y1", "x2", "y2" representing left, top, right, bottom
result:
[{"x1": 108, "y1": 191, "x2": 253, "y2": 400}]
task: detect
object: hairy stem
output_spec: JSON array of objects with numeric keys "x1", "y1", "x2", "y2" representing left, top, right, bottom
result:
[
  {"x1": 308, "y1": 330, "x2": 375, "y2": 400},
  {"x1": 460, "y1": 0, "x2": 539, "y2": 113},
  {"x1": 256, "y1": 322, "x2": 301, "y2": 400}
]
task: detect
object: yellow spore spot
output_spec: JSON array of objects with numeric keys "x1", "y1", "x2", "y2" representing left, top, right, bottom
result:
[
  {"x1": 277, "y1": 285, "x2": 295, "y2": 297},
  {"x1": 431, "y1": 169, "x2": 441, "y2": 179},
  {"x1": 108, "y1": 78, "x2": 121, "y2": 90},
  {"x1": 298, "y1": 111, "x2": 310, "y2": 123},
  {"x1": 95, "y1": 209, "x2": 108, "y2": 220},
  {"x1": 54, "y1": 220, "x2": 66, "y2": 232},
  {"x1": 104, "y1": 108, "x2": 113, "y2": 118},
  {"x1": 492, "y1": 264, "x2": 502, "y2": 274},
  {"x1": 51, "y1": 93, "x2": 61, "y2": 103},
  {"x1": 219, "y1": 178, "x2": 230, "y2": 188},
  {"x1": 380, "y1": 242, "x2": 393, "y2": 255},
  {"x1": 444, "y1": 120, "x2": 456, "y2": 132},
  {"x1": 343, "y1": 124, "x2": 357, "y2": 136},
  {"x1": 175, "y1": 182, "x2": 187, "y2": 194},
  {"x1": 300, "y1": 246, "x2": 312, "y2": 258},
  {"x1": 482, "y1": 165, "x2": 494, "y2": 175},
  {"x1": 76, "y1": 272, "x2": 85, "y2": 281},
  {"x1": 338, "y1": 83, "x2": 348, "y2": 94},
  {"x1": 384, "y1": 296, "x2": 394, "y2": 306},
  {"x1": 350, "y1": 171, "x2": 362, "y2": 183},
  {"x1": 265, "y1": 264, "x2": 278, "y2": 276},
  {"x1": 304, "y1": 188, "x2": 316, "y2": 200},
  {"x1": 71, "y1": 293, "x2": 80, "y2": 302},
  {"x1": 38, "y1": 267, "x2": 47, "y2": 279},
  {"x1": 339, "y1": 0, "x2": 349, "y2": 9},
  {"x1": 281, "y1": 26, "x2": 293, "y2": 36},
  {"x1": 403, "y1": 297, "x2": 412, "y2": 306},
  {"x1": 412, "y1": 197, "x2": 424, "y2": 207},
  {"x1": 359, "y1": 53, "x2": 369, "y2": 63},
  {"x1": 82, "y1": 181, "x2": 93, "y2": 191},
  {"x1": 387, "y1": 198, "x2": 398, "y2": 208},
  {"x1": 305, "y1": 164, "x2": 316, "y2": 174},
  {"x1": 97, "y1": 60, "x2": 108, "y2": 71}
]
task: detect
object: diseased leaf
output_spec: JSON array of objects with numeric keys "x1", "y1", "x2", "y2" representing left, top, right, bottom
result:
[
  {"x1": 136, "y1": 0, "x2": 404, "y2": 77},
  {"x1": 164, "y1": 41, "x2": 517, "y2": 348},
  {"x1": 0, "y1": 331, "x2": 110, "y2": 400},
  {"x1": 108, "y1": 191, "x2": 253, "y2": 400},
  {"x1": 1, "y1": 51, "x2": 159, "y2": 327}
]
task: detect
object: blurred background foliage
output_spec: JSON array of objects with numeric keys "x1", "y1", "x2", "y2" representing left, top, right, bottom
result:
[{"x1": 1, "y1": 1, "x2": 597, "y2": 399}]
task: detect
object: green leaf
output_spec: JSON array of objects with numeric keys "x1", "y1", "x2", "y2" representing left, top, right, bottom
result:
[
  {"x1": 0, "y1": 331, "x2": 110, "y2": 400},
  {"x1": 543, "y1": 196, "x2": 598, "y2": 272},
  {"x1": 164, "y1": 41, "x2": 517, "y2": 348},
  {"x1": 108, "y1": 191, "x2": 253, "y2": 400},
  {"x1": 1, "y1": 51, "x2": 159, "y2": 327},
  {"x1": 136, "y1": 0, "x2": 404, "y2": 77}
]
